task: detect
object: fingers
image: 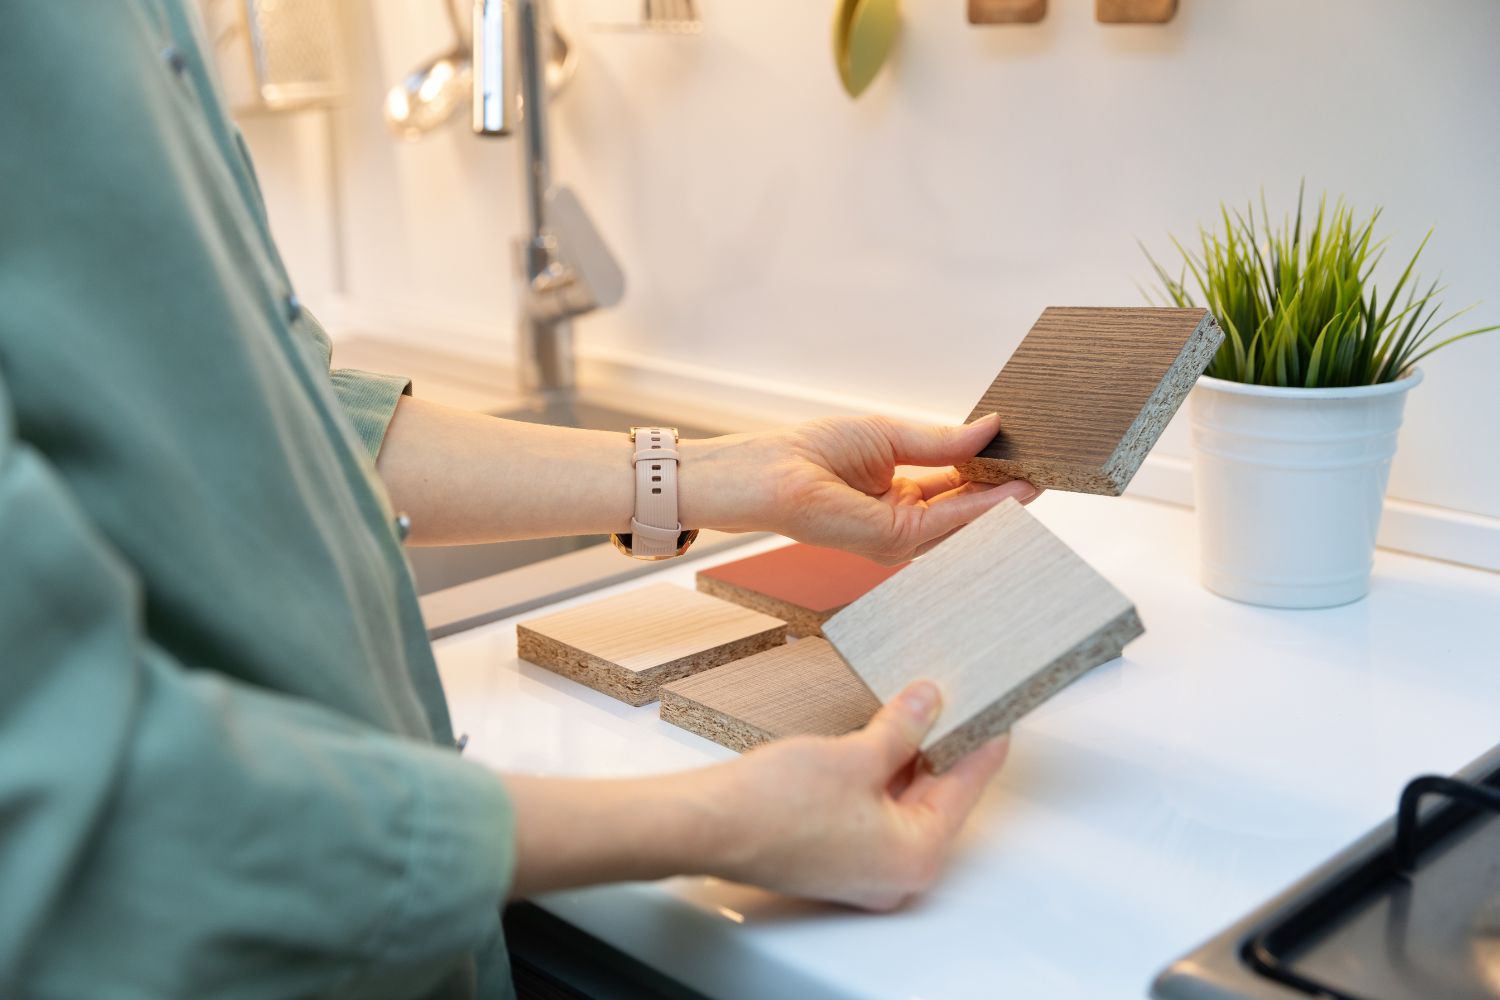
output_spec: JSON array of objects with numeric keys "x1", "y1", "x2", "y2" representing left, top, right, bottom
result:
[
  {"x1": 905, "y1": 479, "x2": 1037, "y2": 548},
  {"x1": 911, "y1": 735, "x2": 1010, "y2": 838},
  {"x1": 879, "y1": 413, "x2": 1001, "y2": 469},
  {"x1": 858, "y1": 680, "x2": 942, "y2": 776}
]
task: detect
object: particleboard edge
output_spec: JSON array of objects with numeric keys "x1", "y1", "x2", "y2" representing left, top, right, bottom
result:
[
  {"x1": 658, "y1": 688, "x2": 779, "y2": 753},
  {"x1": 922, "y1": 605, "x2": 1144, "y2": 773},
  {"x1": 1100, "y1": 311, "x2": 1223, "y2": 493},
  {"x1": 516, "y1": 623, "x2": 787, "y2": 707},
  {"x1": 954, "y1": 457, "x2": 1119, "y2": 494},
  {"x1": 694, "y1": 576, "x2": 840, "y2": 638}
]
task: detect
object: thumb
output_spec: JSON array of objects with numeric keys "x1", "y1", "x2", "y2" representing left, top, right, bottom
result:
[
  {"x1": 859, "y1": 680, "x2": 942, "y2": 776},
  {"x1": 881, "y1": 412, "x2": 1000, "y2": 468}
]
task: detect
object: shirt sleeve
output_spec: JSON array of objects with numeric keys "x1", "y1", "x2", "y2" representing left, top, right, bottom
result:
[
  {"x1": 296, "y1": 308, "x2": 414, "y2": 461},
  {"x1": 0, "y1": 373, "x2": 514, "y2": 997}
]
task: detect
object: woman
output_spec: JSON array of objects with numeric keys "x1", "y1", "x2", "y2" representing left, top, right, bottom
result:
[{"x1": 0, "y1": 4, "x2": 1036, "y2": 997}]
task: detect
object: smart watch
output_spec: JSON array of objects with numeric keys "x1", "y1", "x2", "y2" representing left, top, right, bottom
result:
[{"x1": 610, "y1": 426, "x2": 699, "y2": 560}]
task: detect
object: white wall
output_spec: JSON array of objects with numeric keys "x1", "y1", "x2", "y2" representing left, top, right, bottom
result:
[{"x1": 244, "y1": 0, "x2": 1500, "y2": 522}]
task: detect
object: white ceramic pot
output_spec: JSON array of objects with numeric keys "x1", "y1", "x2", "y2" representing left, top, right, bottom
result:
[{"x1": 1188, "y1": 370, "x2": 1422, "y2": 609}]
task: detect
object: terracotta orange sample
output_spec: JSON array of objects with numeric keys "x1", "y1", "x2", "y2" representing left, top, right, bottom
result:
[{"x1": 696, "y1": 543, "x2": 908, "y2": 638}]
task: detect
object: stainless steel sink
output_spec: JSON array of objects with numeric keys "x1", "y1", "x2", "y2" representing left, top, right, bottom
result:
[{"x1": 404, "y1": 399, "x2": 730, "y2": 594}]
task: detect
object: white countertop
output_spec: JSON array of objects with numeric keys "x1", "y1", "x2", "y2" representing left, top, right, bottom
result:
[{"x1": 434, "y1": 491, "x2": 1500, "y2": 1000}]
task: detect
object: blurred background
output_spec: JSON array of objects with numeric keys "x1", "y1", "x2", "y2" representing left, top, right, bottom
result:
[{"x1": 232, "y1": 0, "x2": 1500, "y2": 556}]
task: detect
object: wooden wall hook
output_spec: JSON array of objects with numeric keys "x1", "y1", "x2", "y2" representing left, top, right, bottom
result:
[
  {"x1": 1096, "y1": 0, "x2": 1178, "y2": 23},
  {"x1": 969, "y1": 0, "x2": 1046, "y2": 24}
]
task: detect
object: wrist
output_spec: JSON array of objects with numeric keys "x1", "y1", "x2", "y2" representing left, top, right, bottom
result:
[{"x1": 675, "y1": 434, "x2": 776, "y2": 533}]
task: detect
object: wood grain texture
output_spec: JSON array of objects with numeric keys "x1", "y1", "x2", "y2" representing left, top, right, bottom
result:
[
  {"x1": 659, "y1": 638, "x2": 881, "y2": 752},
  {"x1": 696, "y1": 544, "x2": 908, "y2": 638},
  {"x1": 968, "y1": 0, "x2": 1046, "y2": 23},
  {"x1": 516, "y1": 582, "x2": 787, "y2": 706},
  {"x1": 1096, "y1": 0, "x2": 1177, "y2": 23},
  {"x1": 956, "y1": 307, "x2": 1223, "y2": 496},
  {"x1": 822, "y1": 497, "x2": 1144, "y2": 773}
]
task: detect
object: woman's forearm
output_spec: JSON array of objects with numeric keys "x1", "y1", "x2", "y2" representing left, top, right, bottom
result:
[
  {"x1": 375, "y1": 396, "x2": 638, "y2": 545},
  {"x1": 501, "y1": 770, "x2": 731, "y2": 899}
]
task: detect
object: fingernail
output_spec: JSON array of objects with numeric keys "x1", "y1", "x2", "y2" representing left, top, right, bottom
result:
[
  {"x1": 969, "y1": 412, "x2": 1000, "y2": 426},
  {"x1": 901, "y1": 681, "x2": 940, "y2": 723}
]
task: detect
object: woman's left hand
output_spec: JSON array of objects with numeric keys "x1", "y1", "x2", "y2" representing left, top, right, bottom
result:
[{"x1": 678, "y1": 412, "x2": 1040, "y2": 565}]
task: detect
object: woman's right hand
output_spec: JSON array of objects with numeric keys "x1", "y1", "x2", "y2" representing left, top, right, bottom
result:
[
  {"x1": 704, "y1": 681, "x2": 1008, "y2": 910},
  {"x1": 502, "y1": 681, "x2": 1008, "y2": 910}
]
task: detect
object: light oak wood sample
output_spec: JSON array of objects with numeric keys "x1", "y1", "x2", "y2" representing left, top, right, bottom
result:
[
  {"x1": 696, "y1": 544, "x2": 908, "y2": 639},
  {"x1": 516, "y1": 582, "x2": 787, "y2": 706},
  {"x1": 957, "y1": 307, "x2": 1223, "y2": 496},
  {"x1": 659, "y1": 638, "x2": 882, "y2": 752},
  {"x1": 1096, "y1": 0, "x2": 1177, "y2": 23},
  {"x1": 968, "y1": 0, "x2": 1046, "y2": 23},
  {"x1": 821, "y1": 497, "x2": 1143, "y2": 774}
]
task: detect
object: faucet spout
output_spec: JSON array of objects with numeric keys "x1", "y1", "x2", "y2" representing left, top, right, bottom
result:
[{"x1": 473, "y1": 0, "x2": 624, "y2": 400}]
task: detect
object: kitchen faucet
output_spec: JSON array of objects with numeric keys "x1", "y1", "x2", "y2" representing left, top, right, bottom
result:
[{"x1": 472, "y1": 0, "x2": 624, "y2": 401}]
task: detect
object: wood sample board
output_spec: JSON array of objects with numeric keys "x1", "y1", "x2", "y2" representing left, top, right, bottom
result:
[
  {"x1": 957, "y1": 307, "x2": 1223, "y2": 495},
  {"x1": 660, "y1": 638, "x2": 881, "y2": 753},
  {"x1": 516, "y1": 582, "x2": 786, "y2": 706},
  {"x1": 822, "y1": 497, "x2": 1143, "y2": 773},
  {"x1": 696, "y1": 544, "x2": 908, "y2": 639}
]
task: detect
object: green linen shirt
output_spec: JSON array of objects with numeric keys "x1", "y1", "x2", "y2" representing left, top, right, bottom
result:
[{"x1": 0, "y1": 4, "x2": 516, "y2": 998}]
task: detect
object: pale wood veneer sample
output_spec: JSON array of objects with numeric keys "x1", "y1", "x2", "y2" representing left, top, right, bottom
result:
[
  {"x1": 957, "y1": 307, "x2": 1223, "y2": 495},
  {"x1": 660, "y1": 638, "x2": 882, "y2": 752},
  {"x1": 969, "y1": 0, "x2": 1046, "y2": 23},
  {"x1": 822, "y1": 497, "x2": 1143, "y2": 774},
  {"x1": 1096, "y1": 0, "x2": 1177, "y2": 23},
  {"x1": 696, "y1": 544, "x2": 908, "y2": 639},
  {"x1": 516, "y1": 582, "x2": 787, "y2": 706}
]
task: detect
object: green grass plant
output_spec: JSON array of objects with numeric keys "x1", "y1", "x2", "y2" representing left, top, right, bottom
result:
[{"x1": 1140, "y1": 186, "x2": 1497, "y2": 387}]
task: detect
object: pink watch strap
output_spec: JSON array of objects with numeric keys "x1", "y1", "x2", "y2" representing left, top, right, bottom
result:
[{"x1": 630, "y1": 427, "x2": 681, "y2": 558}]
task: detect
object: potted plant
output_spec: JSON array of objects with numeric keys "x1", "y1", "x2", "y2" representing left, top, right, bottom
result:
[{"x1": 1141, "y1": 188, "x2": 1496, "y2": 608}]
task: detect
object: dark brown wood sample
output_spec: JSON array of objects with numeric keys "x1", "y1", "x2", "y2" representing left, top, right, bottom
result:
[
  {"x1": 516, "y1": 583, "x2": 786, "y2": 706},
  {"x1": 659, "y1": 638, "x2": 881, "y2": 752},
  {"x1": 1096, "y1": 0, "x2": 1177, "y2": 23},
  {"x1": 696, "y1": 544, "x2": 908, "y2": 639},
  {"x1": 969, "y1": 0, "x2": 1046, "y2": 23},
  {"x1": 957, "y1": 307, "x2": 1223, "y2": 495}
]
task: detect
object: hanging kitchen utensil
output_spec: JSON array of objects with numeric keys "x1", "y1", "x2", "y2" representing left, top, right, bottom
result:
[
  {"x1": 199, "y1": 0, "x2": 346, "y2": 114},
  {"x1": 386, "y1": 0, "x2": 577, "y2": 142},
  {"x1": 833, "y1": 0, "x2": 899, "y2": 98}
]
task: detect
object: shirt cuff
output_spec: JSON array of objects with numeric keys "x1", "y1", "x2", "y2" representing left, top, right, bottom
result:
[
  {"x1": 376, "y1": 741, "x2": 516, "y2": 965},
  {"x1": 328, "y1": 369, "x2": 412, "y2": 460}
]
